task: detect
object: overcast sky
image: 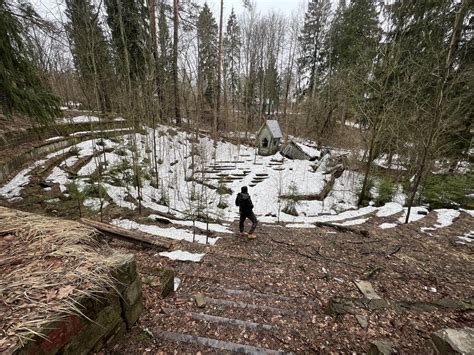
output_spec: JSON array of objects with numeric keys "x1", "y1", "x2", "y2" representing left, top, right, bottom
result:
[
  {"x1": 33, "y1": 0, "x2": 307, "y2": 23},
  {"x1": 202, "y1": 0, "x2": 306, "y2": 18}
]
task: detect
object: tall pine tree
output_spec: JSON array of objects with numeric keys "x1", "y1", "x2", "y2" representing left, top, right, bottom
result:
[
  {"x1": 0, "y1": 0, "x2": 59, "y2": 124},
  {"x1": 223, "y1": 8, "x2": 241, "y2": 110},
  {"x1": 297, "y1": 0, "x2": 331, "y2": 96},
  {"x1": 104, "y1": 0, "x2": 152, "y2": 81},
  {"x1": 197, "y1": 3, "x2": 218, "y2": 108},
  {"x1": 65, "y1": 0, "x2": 114, "y2": 113}
]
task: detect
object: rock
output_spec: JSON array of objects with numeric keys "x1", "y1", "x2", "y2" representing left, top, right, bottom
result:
[
  {"x1": 434, "y1": 297, "x2": 474, "y2": 311},
  {"x1": 354, "y1": 280, "x2": 388, "y2": 309},
  {"x1": 431, "y1": 328, "x2": 474, "y2": 354},
  {"x1": 160, "y1": 268, "x2": 175, "y2": 298},
  {"x1": 368, "y1": 298, "x2": 390, "y2": 310},
  {"x1": 124, "y1": 277, "x2": 142, "y2": 305},
  {"x1": 195, "y1": 294, "x2": 207, "y2": 308},
  {"x1": 368, "y1": 339, "x2": 395, "y2": 355},
  {"x1": 325, "y1": 296, "x2": 354, "y2": 316},
  {"x1": 354, "y1": 280, "x2": 382, "y2": 300},
  {"x1": 355, "y1": 315, "x2": 368, "y2": 329},
  {"x1": 123, "y1": 298, "x2": 143, "y2": 328}
]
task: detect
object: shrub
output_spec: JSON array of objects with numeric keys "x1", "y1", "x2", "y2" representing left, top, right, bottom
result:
[
  {"x1": 422, "y1": 173, "x2": 473, "y2": 209},
  {"x1": 216, "y1": 181, "x2": 232, "y2": 195},
  {"x1": 83, "y1": 183, "x2": 108, "y2": 199},
  {"x1": 376, "y1": 177, "x2": 395, "y2": 206},
  {"x1": 282, "y1": 182, "x2": 300, "y2": 216}
]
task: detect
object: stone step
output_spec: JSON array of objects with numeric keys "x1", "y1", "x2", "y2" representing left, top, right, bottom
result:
[
  {"x1": 177, "y1": 270, "x2": 323, "y2": 308},
  {"x1": 162, "y1": 307, "x2": 275, "y2": 330},
  {"x1": 205, "y1": 297, "x2": 293, "y2": 316},
  {"x1": 176, "y1": 280, "x2": 320, "y2": 314},
  {"x1": 156, "y1": 330, "x2": 290, "y2": 355}
]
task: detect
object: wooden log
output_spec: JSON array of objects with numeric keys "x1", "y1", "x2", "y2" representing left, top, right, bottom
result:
[
  {"x1": 314, "y1": 221, "x2": 370, "y2": 237},
  {"x1": 80, "y1": 218, "x2": 172, "y2": 250}
]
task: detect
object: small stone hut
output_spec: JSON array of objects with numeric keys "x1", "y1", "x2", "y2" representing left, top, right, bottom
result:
[{"x1": 256, "y1": 120, "x2": 283, "y2": 155}]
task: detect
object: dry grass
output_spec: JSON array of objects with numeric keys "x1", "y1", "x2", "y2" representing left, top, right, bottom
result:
[{"x1": 0, "y1": 206, "x2": 132, "y2": 352}]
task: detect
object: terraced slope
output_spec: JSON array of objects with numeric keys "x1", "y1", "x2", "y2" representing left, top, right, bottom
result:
[{"x1": 110, "y1": 211, "x2": 473, "y2": 353}]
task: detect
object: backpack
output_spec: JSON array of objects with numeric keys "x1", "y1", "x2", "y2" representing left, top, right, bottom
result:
[{"x1": 237, "y1": 193, "x2": 253, "y2": 213}]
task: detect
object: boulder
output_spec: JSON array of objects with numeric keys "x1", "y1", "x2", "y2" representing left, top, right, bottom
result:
[
  {"x1": 195, "y1": 293, "x2": 207, "y2": 308},
  {"x1": 355, "y1": 315, "x2": 368, "y2": 329},
  {"x1": 325, "y1": 296, "x2": 354, "y2": 316},
  {"x1": 354, "y1": 280, "x2": 388, "y2": 309},
  {"x1": 431, "y1": 328, "x2": 474, "y2": 354},
  {"x1": 368, "y1": 339, "x2": 395, "y2": 355}
]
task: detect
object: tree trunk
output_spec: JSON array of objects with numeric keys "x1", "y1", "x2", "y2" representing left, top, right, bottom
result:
[
  {"x1": 215, "y1": 0, "x2": 224, "y2": 134},
  {"x1": 173, "y1": 0, "x2": 181, "y2": 125},
  {"x1": 357, "y1": 127, "x2": 377, "y2": 207}
]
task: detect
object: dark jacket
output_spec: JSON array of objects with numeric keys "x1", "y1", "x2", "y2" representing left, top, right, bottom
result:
[{"x1": 235, "y1": 192, "x2": 254, "y2": 215}]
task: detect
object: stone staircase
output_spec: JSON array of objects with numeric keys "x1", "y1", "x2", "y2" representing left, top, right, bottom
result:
[{"x1": 142, "y1": 227, "x2": 323, "y2": 353}]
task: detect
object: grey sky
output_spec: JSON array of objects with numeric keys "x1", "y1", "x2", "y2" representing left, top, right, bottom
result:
[
  {"x1": 33, "y1": 0, "x2": 307, "y2": 23},
  {"x1": 202, "y1": 0, "x2": 305, "y2": 18}
]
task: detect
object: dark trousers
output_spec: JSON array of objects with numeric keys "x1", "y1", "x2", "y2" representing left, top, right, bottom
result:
[{"x1": 239, "y1": 212, "x2": 258, "y2": 233}]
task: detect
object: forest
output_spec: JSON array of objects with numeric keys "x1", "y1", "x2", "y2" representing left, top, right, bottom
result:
[
  {"x1": 0, "y1": 0, "x2": 473, "y2": 353},
  {"x1": 1, "y1": 0, "x2": 472, "y2": 219}
]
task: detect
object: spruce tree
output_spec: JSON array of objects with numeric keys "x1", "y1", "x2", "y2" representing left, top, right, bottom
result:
[
  {"x1": 0, "y1": 0, "x2": 59, "y2": 124},
  {"x1": 223, "y1": 8, "x2": 242, "y2": 109},
  {"x1": 263, "y1": 55, "x2": 279, "y2": 115},
  {"x1": 104, "y1": 0, "x2": 152, "y2": 81},
  {"x1": 157, "y1": 0, "x2": 172, "y2": 117},
  {"x1": 330, "y1": 0, "x2": 379, "y2": 72},
  {"x1": 65, "y1": 0, "x2": 114, "y2": 113},
  {"x1": 383, "y1": 0, "x2": 472, "y2": 221},
  {"x1": 297, "y1": 0, "x2": 331, "y2": 96},
  {"x1": 197, "y1": 3, "x2": 218, "y2": 107}
]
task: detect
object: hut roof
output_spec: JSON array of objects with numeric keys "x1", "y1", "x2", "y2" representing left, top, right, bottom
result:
[{"x1": 264, "y1": 120, "x2": 283, "y2": 139}]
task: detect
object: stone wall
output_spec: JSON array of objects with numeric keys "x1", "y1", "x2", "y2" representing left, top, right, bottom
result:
[
  {"x1": 0, "y1": 121, "x2": 130, "y2": 149},
  {"x1": 15, "y1": 257, "x2": 143, "y2": 355},
  {"x1": 0, "y1": 127, "x2": 131, "y2": 185}
]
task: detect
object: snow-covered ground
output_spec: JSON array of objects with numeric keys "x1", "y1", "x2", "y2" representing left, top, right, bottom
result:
[
  {"x1": 421, "y1": 209, "x2": 460, "y2": 233},
  {"x1": 457, "y1": 231, "x2": 473, "y2": 244},
  {"x1": 159, "y1": 250, "x2": 205, "y2": 262},
  {"x1": 1, "y1": 122, "x2": 472, "y2": 252},
  {"x1": 60, "y1": 115, "x2": 100, "y2": 124},
  {"x1": 112, "y1": 219, "x2": 219, "y2": 245}
]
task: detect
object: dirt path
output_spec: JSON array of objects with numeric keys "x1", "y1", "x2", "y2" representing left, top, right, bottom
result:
[{"x1": 108, "y1": 213, "x2": 473, "y2": 354}]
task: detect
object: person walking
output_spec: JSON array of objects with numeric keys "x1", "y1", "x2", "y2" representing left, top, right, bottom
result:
[{"x1": 235, "y1": 186, "x2": 258, "y2": 239}]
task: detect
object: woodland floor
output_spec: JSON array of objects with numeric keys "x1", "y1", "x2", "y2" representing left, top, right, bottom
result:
[{"x1": 105, "y1": 211, "x2": 473, "y2": 354}]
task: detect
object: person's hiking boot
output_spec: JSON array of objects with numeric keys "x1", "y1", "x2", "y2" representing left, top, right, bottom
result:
[
  {"x1": 239, "y1": 232, "x2": 248, "y2": 237},
  {"x1": 247, "y1": 233, "x2": 256, "y2": 240}
]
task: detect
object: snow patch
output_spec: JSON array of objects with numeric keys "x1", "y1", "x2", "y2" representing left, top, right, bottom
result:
[
  {"x1": 45, "y1": 136, "x2": 64, "y2": 142},
  {"x1": 112, "y1": 219, "x2": 219, "y2": 245},
  {"x1": 159, "y1": 250, "x2": 205, "y2": 262},
  {"x1": 421, "y1": 209, "x2": 460, "y2": 233},
  {"x1": 457, "y1": 231, "x2": 473, "y2": 244},
  {"x1": 286, "y1": 223, "x2": 316, "y2": 229},
  {"x1": 397, "y1": 207, "x2": 429, "y2": 224},
  {"x1": 376, "y1": 202, "x2": 403, "y2": 217},
  {"x1": 61, "y1": 115, "x2": 100, "y2": 124},
  {"x1": 379, "y1": 223, "x2": 397, "y2": 229}
]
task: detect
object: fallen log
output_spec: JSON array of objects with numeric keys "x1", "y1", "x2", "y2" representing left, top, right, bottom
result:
[
  {"x1": 81, "y1": 218, "x2": 172, "y2": 251},
  {"x1": 314, "y1": 221, "x2": 370, "y2": 237}
]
